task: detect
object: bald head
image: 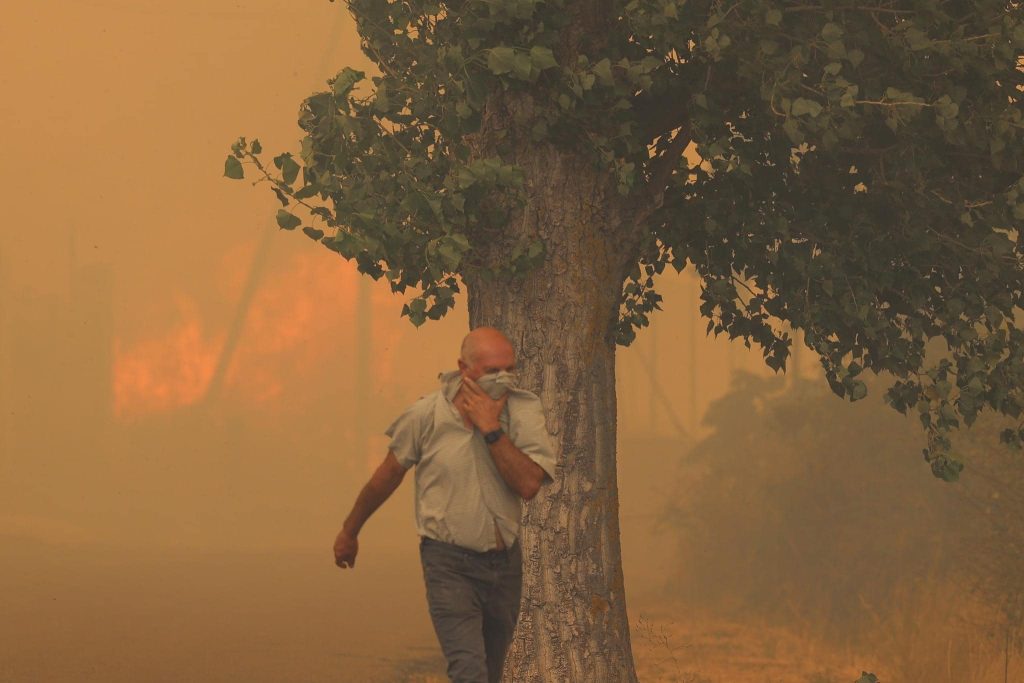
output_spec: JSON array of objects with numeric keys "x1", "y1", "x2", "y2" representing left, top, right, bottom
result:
[{"x1": 458, "y1": 327, "x2": 516, "y2": 379}]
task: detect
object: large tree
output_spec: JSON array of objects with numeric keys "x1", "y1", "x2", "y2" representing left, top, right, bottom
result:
[{"x1": 226, "y1": 1, "x2": 1023, "y2": 680}]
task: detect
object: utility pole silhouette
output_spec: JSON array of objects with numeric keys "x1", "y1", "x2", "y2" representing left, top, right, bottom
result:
[
  {"x1": 633, "y1": 344, "x2": 690, "y2": 441},
  {"x1": 789, "y1": 325, "x2": 803, "y2": 387},
  {"x1": 0, "y1": 247, "x2": 10, "y2": 461},
  {"x1": 648, "y1": 309, "x2": 658, "y2": 434},
  {"x1": 203, "y1": 228, "x2": 274, "y2": 407},
  {"x1": 688, "y1": 270, "x2": 698, "y2": 434},
  {"x1": 68, "y1": 228, "x2": 114, "y2": 438}
]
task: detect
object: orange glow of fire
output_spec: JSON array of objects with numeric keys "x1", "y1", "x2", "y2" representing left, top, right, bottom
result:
[
  {"x1": 113, "y1": 295, "x2": 223, "y2": 418},
  {"x1": 113, "y1": 243, "x2": 402, "y2": 419}
]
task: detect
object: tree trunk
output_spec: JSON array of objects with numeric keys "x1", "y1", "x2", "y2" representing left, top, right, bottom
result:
[{"x1": 464, "y1": 96, "x2": 645, "y2": 681}]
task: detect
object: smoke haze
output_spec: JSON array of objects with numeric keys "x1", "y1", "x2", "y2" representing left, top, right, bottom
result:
[{"x1": 2, "y1": 3, "x2": 1021, "y2": 682}]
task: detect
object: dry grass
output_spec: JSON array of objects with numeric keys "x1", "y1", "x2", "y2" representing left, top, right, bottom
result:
[
  {"x1": 631, "y1": 606, "x2": 868, "y2": 683},
  {"x1": 629, "y1": 583, "x2": 1019, "y2": 683},
  {"x1": 393, "y1": 583, "x2": 1020, "y2": 682}
]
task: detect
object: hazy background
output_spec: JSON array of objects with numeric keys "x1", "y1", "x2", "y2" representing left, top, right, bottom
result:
[{"x1": 2, "y1": 2, "x2": 1021, "y2": 682}]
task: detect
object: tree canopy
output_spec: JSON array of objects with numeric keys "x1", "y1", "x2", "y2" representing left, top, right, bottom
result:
[{"x1": 227, "y1": 0, "x2": 1024, "y2": 482}]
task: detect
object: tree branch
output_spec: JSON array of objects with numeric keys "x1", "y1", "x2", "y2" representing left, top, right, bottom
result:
[{"x1": 782, "y1": 4, "x2": 916, "y2": 15}]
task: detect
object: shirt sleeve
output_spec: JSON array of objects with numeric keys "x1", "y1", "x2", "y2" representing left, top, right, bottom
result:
[
  {"x1": 384, "y1": 398, "x2": 427, "y2": 469},
  {"x1": 508, "y1": 394, "x2": 558, "y2": 482}
]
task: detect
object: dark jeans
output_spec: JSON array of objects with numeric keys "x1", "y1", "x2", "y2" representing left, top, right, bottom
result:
[{"x1": 419, "y1": 535, "x2": 523, "y2": 683}]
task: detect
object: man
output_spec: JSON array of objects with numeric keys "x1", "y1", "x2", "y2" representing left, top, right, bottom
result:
[{"x1": 333, "y1": 326, "x2": 558, "y2": 683}]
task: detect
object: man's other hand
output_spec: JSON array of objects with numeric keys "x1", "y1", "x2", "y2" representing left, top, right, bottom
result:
[
  {"x1": 333, "y1": 529, "x2": 358, "y2": 569},
  {"x1": 456, "y1": 377, "x2": 508, "y2": 433}
]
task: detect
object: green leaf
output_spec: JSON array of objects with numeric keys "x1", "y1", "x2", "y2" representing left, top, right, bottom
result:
[
  {"x1": 592, "y1": 58, "x2": 614, "y2": 85},
  {"x1": 251, "y1": 139, "x2": 262, "y2": 155},
  {"x1": 850, "y1": 380, "x2": 867, "y2": 401},
  {"x1": 372, "y1": 90, "x2": 391, "y2": 113},
  {"x1": 457, "y1": 166, "x2": 477, "y2": 189},
  {"x1": 276, "y1": 209, "x2": 302, "y2": 230},
  {"x1": 783, "y1": 118, "x2": 804, "y2": 144},
  {"x1": 302, "y1": 226, "x2": 324, "y2": 241},
  {"x1": 223, "y1": 155, "x2": 244, "y2": 180},
  {"x1": 310, "y1": 207, "x2": 332, "y2": 221},
  {"x1": 487, "y1": 47, "x2": 516, "y2": 75},
  {"x1": 765, "y1": 9, "x2": 782, "y2": 26},
  {"x1": 512, "y1": 52, "x2": 533, "y2": 80},
  {"x1": 529, "y1": 46, "x2": 558, "y2": 70},
  {"x1": 930, "y1": 455, "x2": 964, "y2": 482},
  {"x1": 277, "y1": 155, "x2": 300, "y2": 186},
  {"x1": 821, "y1": 23, "x2": 843, "y2": 44},
  {"x1": 405, "y1": 297, "x2": 427, "y2": 327},
  {"x1": 791, "y1": 98, "x2": 823, "y2": 118},
  {"x1": 935, "y1": 95, "x2": 959, "y2": 119},
  {"x1": 330, "y1": 67, "x2": 365, "y2": 99},
  {"x1": 639, "y1": 55, "x2": 661, "y2": 73},
  {"x1": 905, "y1": 27, "x2": 930, "y2": 51}
]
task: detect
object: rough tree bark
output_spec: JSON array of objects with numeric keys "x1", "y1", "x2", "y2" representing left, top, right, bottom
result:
[{"x1": 464, "y1": 91, "x2": 647, "y2": 682}]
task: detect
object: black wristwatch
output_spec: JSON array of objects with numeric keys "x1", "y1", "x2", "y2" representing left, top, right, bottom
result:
[{"x1": 483, "y1": 427, "x2": 504, "y2": 445}]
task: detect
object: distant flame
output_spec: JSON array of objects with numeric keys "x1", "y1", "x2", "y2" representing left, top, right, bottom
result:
[
  {"x1": 113, "y1": 296, "x2": 222, "y2": 417},
  {"x1": 113, "y1": 243, "x2": 400, "y2": 419},
  {"x1": 220, "y1": 246, "x2": 358, "y2": 407}
]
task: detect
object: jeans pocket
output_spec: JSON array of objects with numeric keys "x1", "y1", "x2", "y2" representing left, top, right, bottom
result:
[
  {"x1": 422, "y1": 550, "x2": 471, "y2": 617},
  {"x1": 421, "y1": 539, "x2": 463, "y2": 576}
]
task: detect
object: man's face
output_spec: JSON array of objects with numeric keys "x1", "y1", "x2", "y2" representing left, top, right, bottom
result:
[{"x1": 458, "y1": 345, "x2": 516, "y2": 381}]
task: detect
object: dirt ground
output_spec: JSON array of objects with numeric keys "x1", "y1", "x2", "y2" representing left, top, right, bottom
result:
[{"x1": 3, "y1": 539, "x2": 1015, "y2": 683}]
